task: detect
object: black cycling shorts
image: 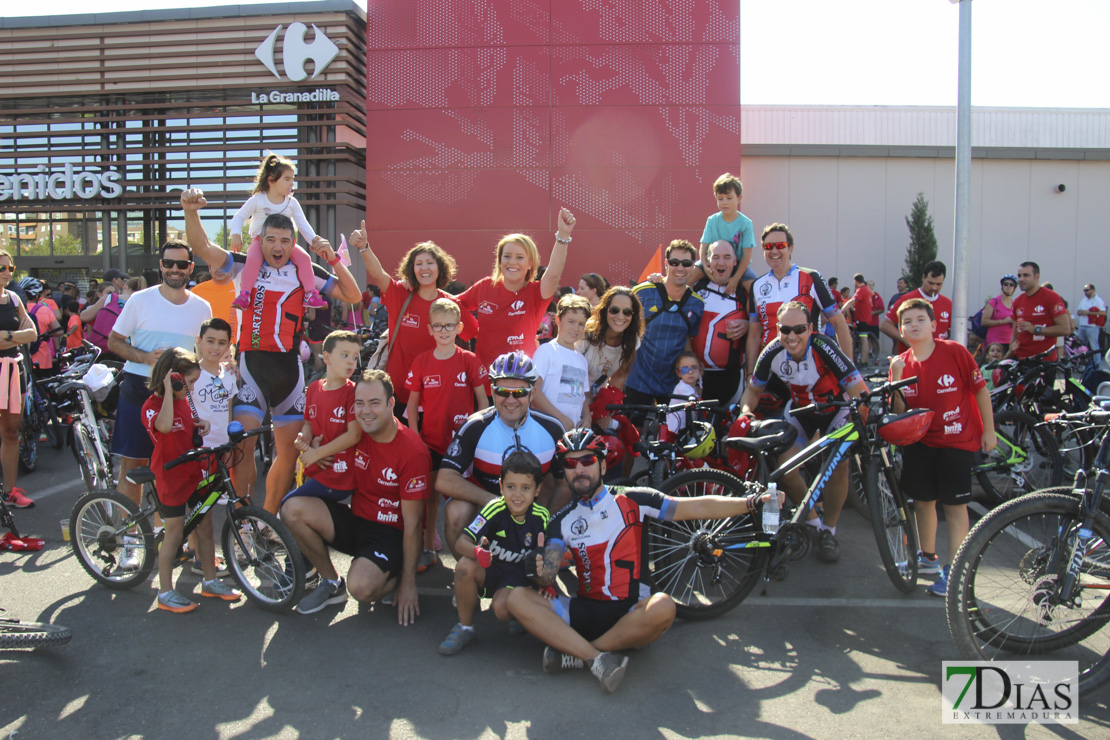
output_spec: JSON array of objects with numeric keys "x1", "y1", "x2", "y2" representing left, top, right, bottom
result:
[
  {"x1": 900, "y1": 442, "x2": 973, "y2": 505},
  {"x1": 551, "y1": 595, "x2": 637, "y2": 642},
  {"x1": 324, "y1": 500, "x2": 404, "y2": 579},
  {"x1": 234, "y1": 349, "x2": 305, "y2": 425}
]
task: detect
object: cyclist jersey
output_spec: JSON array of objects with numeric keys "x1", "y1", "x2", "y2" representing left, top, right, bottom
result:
[
  {"x1": 404, "y1": 347, "x2": 488, "y2": 454},
  {"x1": 350, "y1": 423, "x2": 431, "y2": 531},
  {"x1": 547, "y1": 486, "x2": 677, "y2": 602},
  {"x1": 896, "y1": 339, "x2": 986, "y2": 452},
  {"x1": 692, "y1": 278, "x2": 748, "y2": 371},
  {"x1": 464, "y1": 498, "x2": 550, "y2": 588},
  {"x1": 218, "y1": 251, "x2": 336, "y2": 354},
  {"x1": 440, "y1": 407, "x2": 564, "y2": 495},
  {"x1": 457, "y1": 277, "x2": 549, "y2": 369},
  {"x1": 885, "y1": 288, "x2": 952, "y2": 354},
  {"x1": 1012, "y1": 287, "x2": 1067, "y2": 360},
  {"x1": 303, "y1": 378, "x2": 357, "y2": 490},
  {"x1": 748, "y1": 264, "x2": 839, "y2": 350},
  {"x1": 749, "y1": 333, "x2": 863, "y2": 408}
]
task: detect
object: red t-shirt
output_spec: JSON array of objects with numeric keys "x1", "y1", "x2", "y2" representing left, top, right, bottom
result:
[
  {"x1": 886, "y1": 289, "x2": 953, "y2": 354},
  {"x1": 381, "y1": 279, "x2": 476, "y2": 405},
  {"x1": 350, "y1": 423, "x2": 431, "y2": 531},
  {"x1": 896, "y1": 339, "x2": 986, "y2": 452},
  {"x1": 457, "y1": 277, "x2": 549, "y2": 368},
  {"x1": 870, "y1": 291, "x2": 885, "y2": 324},
  {"x1": 141, "y1": 396, "x2": 205, "y2": 506},
  {"x1": 303, "y1": 379, "x2": 357, "y2": 489},
  {"x1": 1012, "y1": 287, "x2": 1067, "y2": 360},
  {"x1": 404, "y1": 347, "x2": 488, "y2": 454},
  {"x1": 852, "y1": 285, "x2": 874, "y2": 326}
]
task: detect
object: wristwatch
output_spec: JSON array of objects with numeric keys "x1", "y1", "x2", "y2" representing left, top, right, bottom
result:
[
  {"x1": 5, "y1": 331, "x2": 12, "y2": 342},
  {"x1": 1035, "y1": 326, "x2": 1042, "y2": 335}
]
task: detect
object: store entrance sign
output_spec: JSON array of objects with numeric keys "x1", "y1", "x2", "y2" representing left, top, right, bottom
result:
[
  {"x1": 256, "y1": 23, "x2": 338, "y2": 82},
  {"x1": 0, "y1": 165, "x2": 123, "y2": 201}
]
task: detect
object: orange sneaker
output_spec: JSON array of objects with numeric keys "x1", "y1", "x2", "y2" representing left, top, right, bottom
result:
[{"x1": 156, "y1": 590, "x2": 198, "y2": 613}]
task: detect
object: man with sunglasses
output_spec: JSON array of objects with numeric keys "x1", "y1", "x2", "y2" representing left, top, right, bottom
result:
[
  {"x1": 181, "y1": 189, "x2": 362, "y2": 515},
  {"x1": 880, "y1": 260, "x2": 952, "y2": 355},
  {"x1": 625, "y1": 240, "x2": 705, "y2": 408},
  {"x1": 107, "y1": 242, "x2": 212, "y2": 524},
  {"x1": 505, "y1": 428, "x2": 781, "y2": 693},
  {"x1": 745, "y1": 224, "x2": 848, "y2": 383},
  {"x1": 437, "y1": 351, "x2": 566, "y2": 561},
  {"x1": 737, "y1": 300, "x2": 867, "y2": 563}
]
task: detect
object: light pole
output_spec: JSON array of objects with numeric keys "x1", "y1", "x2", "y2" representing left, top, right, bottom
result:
[{"x1": 951, "y1": 0, "x2": 972, "y2": 346}]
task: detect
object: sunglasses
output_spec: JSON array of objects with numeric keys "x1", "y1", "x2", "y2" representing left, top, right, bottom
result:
[
  {"x1": 1002, "y1": 282, "x2": 1016, "y2": 288},
  {"x1": 492, "y1": 386, "x2": 532, "y2": 399},
  {"x1": 763, "y1": 242, "x2": 790, "y2": 251},
  {"x1": 678, "y1": 365, "x2": 699, "y2": 375},
  {"x1": 563, "y1": 452, "x2": 599, "y2": 469},
  {"x1": 161, "y1": 259, "x2": 192, "y2": 270},
  {"x1": 607, "y1": 306, "x2": 634, "y2": 317},
  {"x1": 667, "y1": 258, "x2": 694, "y2": 268},
  {"x1": 779, "y1": 323, "x2": 810, "y2": 335},
  {"x1": 0, "y1": 265, "x2": 15, "y2": 274},
  {"x1": 429, "y1": 323, "x2": 458, "y2": 332}
]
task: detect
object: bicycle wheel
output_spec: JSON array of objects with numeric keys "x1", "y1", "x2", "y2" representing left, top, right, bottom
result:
[
  {"x1": 71, "y1": 423, "x2": 105, "y2": 493},
  {"x1": 975, "y1": 409, "x2": 1062, "y2": 506},
  {"x1": 70, "y1": 489, "x2": 155, "y2": 589},
  {"x1": 38, "y1": 392, "x2": 63, "y2": 450},
  {"x1": 864, "y1": 456, "x2": 919, "y2": 593},
  {"x1": 646, "y1": 469, "x2": 769, "y2": 620},
  {"x1": 17, "y1": 404, "x2": 39, "y2": 473},
  {"x1": 946, "y1": 493, "x2": 1110, "y2": 693},
  {"x1": 846, "y1": 455, "x2": 872, "y2": 521},
  {"x1": 0, "y1": 620, "x2": 72, "y2": 649},
  {"x1": 223, "y1": 506, "x2": 305, "y2": 612}
]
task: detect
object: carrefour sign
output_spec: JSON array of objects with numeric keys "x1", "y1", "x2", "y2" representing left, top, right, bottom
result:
[
  {"x1": 0, "y1": 164, "x2": 123, "y2": 201},
  {"x1": 251, "y1": 22, "x2": 340, "y2": 105}
]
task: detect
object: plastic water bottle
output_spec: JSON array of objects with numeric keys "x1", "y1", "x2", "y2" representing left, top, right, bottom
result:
[{"x1": 762, "y1": 482, "x2": 780, "y2": 535}]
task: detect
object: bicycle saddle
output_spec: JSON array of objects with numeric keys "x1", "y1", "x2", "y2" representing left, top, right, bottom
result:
[
  {"x1": 125, "y1": 467, "x2": 156, "y2": 485},
  {"x1": 726, "y1": 419, "x2": 797, "y2": 454}
]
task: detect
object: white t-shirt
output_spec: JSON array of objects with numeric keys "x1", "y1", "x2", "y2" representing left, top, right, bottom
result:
[
  {"x1": 533, "y1": 341, "x2": 589, "y2": 425},
  {"x1": 229, "y1": 192, "x2": 317, "y2": 242},
  {"x1": 191, "y1": 365, "x2": 237, "y2": 446},
  {"x1": 666, "y1": 380, "x2": 699, "y2": 433},
  {"x1": 1078, "y1": 295, "x2": 1107, "y2": 327},
  {"x1": 112, "y1": 286, "x2": 212, "y2": 378}
]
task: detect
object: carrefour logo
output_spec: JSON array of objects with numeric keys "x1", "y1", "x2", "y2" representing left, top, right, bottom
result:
[{"x1": 251, "y1": 23, "x2": 340, "y2": 104}]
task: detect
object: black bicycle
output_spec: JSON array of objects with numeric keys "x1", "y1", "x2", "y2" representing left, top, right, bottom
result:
[
  {"x1": 69, "y1": 422, "x2": 306, "y2": 612},
  {"x1": 946, "y1": 403, "x2": 1110, "y2": 694},
  {"x1": 645, "y1": 378, "x2": 924, "y2": 620}
]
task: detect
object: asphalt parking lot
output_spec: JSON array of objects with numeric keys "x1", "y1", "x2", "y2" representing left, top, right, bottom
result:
[{"x1": 2, "y1": 443, "x2": 1107, "y2": 739}]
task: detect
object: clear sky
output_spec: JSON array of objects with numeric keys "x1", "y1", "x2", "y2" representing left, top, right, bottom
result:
[{"x1": 6, "y1": 0, "x2": 1109, "y2": 108}]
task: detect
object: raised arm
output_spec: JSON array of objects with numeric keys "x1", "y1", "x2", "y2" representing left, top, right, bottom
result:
[
  {"x1": 539, "y1": 208, "x2": 575, "y2": 301},
  {"x1": 313, "y1": 236, "x2": 362, "y2": 304},
  {"x1": 180, "y1": 189, "x2": 232, "y2": 273},
  {"x1": 348, "y1": 220, "x2": 391, "y2": 293}
]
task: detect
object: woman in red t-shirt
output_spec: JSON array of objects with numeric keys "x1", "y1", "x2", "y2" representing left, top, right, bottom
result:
[
  {"x1": 457, "y1": 208, "x2": 576, "y2": 370},
  {"x1": 350, "y1": 225, "x2": 477, "y2": 412}
]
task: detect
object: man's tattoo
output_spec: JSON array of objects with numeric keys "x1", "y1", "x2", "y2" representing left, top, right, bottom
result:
[{"x1": 537, "y1": 545, "x2": 563, "y2": 587}]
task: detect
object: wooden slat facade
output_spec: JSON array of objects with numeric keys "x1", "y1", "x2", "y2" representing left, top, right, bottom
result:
[{"x1": 0, "y1": 1, "x2": 367, "y2": 275}]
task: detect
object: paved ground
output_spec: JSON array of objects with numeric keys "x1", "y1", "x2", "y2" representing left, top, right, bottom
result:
[{"x1": 2, "y1": 443, "x2": 1108, "y2": 739}]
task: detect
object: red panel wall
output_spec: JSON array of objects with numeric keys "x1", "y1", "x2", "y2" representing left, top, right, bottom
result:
[{"x1": 367, "y1": 1, "x2": 740, "y2": 286}]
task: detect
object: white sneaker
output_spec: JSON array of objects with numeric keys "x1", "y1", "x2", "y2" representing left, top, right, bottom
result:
[{"x1": 118, "y1": 536, "x2": 142, "y2": 570}]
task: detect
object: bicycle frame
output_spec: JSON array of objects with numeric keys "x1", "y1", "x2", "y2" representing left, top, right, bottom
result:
[{"x1": 769, "y1": 420, "x2": 860, "y2": 526}]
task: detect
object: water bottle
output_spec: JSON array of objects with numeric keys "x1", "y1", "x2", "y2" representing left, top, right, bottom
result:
[{"x1": 762, "y1": 482, "x2": 780, "y2": 535}]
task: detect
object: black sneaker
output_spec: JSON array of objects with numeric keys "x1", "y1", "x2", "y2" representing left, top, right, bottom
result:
[
  {"x1": 817, "y1": 530, "x2": 840, "y2": 563},
  {"x1": 590, "y1": 652, "x2": 629, "y2": 693},
  {"x1": 542, "y1": 646, "x2": 585, "y2": 673},
  {"x1": 296, "y1": 577, "x2": 347, "y2": 614}
]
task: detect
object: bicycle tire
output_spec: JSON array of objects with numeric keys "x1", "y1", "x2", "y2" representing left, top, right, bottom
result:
[
  {"x1": 39, "y1": 393, "x2": 63, "y2": 450},
  {"x1": 71, "y1": 423, "x2": 108, "y2": 493},
  {"x1": 223, "y1": 506, "x2": 305, "y2": 612},
  {"x1": 0, "y1": 621, "x2": 72, "y2": 649},
  {"x1": 946, "y1": 493, "x2": 1110, "y2": 693},
  {"x1": 846, "y1": 456, "x2": 872, "y2": 521},
  {"x1": 17, "y1": 404, "x2": 39, "y2": 473},
  {"x1": 974, "y1": 409, "x2": 1063, "y2": 506},
  {"x1": 646, "y1": 468, "x2": 768, "y2": 620},
  {"x1": 70, "y1": 489, "x2": 155, "y2": 589},
  {"x1": 864, "y1": 456, "x2": 919, "y2": 593}
]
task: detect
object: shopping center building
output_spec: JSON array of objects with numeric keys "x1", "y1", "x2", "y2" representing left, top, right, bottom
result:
[{"x1": 0, "y1": 0, "x2": 366, "y2": 286}]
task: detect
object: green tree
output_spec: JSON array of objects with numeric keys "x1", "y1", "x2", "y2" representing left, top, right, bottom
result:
[
  {"x1": 213, "y1": 224, "x2": 250, "y2": 249},
  {"x1": 902, "y1": 193, "x2": 938, "y2": 289},
  {"x1": 52, "y1": 233, "x2": 83, "y2": 256}
]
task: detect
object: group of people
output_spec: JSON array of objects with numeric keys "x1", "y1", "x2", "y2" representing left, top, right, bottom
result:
[{"x1": 0, "y1": 158, "x2": 1099, "y2": 693}]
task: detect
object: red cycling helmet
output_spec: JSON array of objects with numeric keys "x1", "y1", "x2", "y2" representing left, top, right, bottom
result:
[
  {"x1": 725, "y1": 415, "x2": 754, "y2": 477},
  {"x1": 877, "y1": 409, "x2": 935, "y2": 446},
  {"x1": 599, "y1": 432, "x2": 626, "y2": 467},
  {"x1": 991, "y1": 359, "x2": 1017, "y2": 389}
]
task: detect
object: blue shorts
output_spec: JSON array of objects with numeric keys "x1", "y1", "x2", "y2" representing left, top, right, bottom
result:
[
  {"x1": 280, "y1": 477, "x2": 353, "y2": 506},
  {"x1": 111, "y1": 372, "x2": 154, "y2": 460}
]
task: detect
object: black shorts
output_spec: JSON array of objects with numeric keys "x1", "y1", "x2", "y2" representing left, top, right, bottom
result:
[
  {"x1": 324, "y1": 500, "x2": 404, "y2": 578},
  {"x1": 858, "y1": 324, "x2": 880, "y2": 342},
  {"x1": 900, "y1": 442, "x2": 974, "y2": 505},
  {"x1": 552, "y1": 595, "x2": 637, "y2": 642},
  {"x1": 479, "y1": 568, "x2": 531, "y2": 598},
  {"x1": 156, "y1": 487, "x2": 206, "y2": 520},
  {"x1": 429, "y1": 449, "x2": 444, "y2": 469},
  {"x1": 235, "y1": 350, "x2": 305, "y2": 425}
]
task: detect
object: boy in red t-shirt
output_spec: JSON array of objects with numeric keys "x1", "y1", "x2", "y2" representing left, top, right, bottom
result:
[
  {"x1": 287, "y1": 330, "x2": 362, "y2": 503},
  {"x1": 889, "y1": 298, "x2": 997, "y2": 597},
  {"x1": 142, "y1": 348, "x2": 240, "y2": 613},
  {"x1": 405, "y1": 299, "x2": 489, "y2": 571}
]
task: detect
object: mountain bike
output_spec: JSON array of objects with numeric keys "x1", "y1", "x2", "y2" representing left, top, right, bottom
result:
[
  {"x1": 645, "y1": 377, "x2": 923, "y2": 620},
  {"x1": 972, "y1": 408, "x2": 1062, "y2": 506},
  {"x1": 69, "y1": 422, "x2": 306, "y2": 612},
  {"x1": 45, "y1": 344, "x2": 120, "y2": 493},
  {"x1": 946, "y1": 404, "x2": 1110, "y2": 693}
]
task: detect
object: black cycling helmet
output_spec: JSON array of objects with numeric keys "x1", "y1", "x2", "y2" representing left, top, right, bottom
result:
[{"x1": 489, "y1": 351, "x2": 539, "y2": 384}]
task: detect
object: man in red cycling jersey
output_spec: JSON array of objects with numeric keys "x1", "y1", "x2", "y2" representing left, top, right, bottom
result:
[
  {"x1": 737, "y1": 301, "x2": 868, "y2": 563},
  {"x1": 1008, "y1": 261, "x2": 1069, "y2": 360},
  {"x1": 506, "y1": 428, "x2": 781, "y2": 693},
  {"x1": 880, "y1": 260, "x2": 952, "y2": 355},
  {"x1": 181, "y1": 189, "x2": 362, "y2": 514}
]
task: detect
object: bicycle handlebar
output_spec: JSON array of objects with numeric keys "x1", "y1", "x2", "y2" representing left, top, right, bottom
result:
[
  {"x1": 604, "y1": 400, "x2": 730, "y2": 418},
  {"x1": 164, "y1": 425, "x2": 270, "y2": 470},
  {"x1": 788, "y1": 376, "x2": 918, "y2": 417}
]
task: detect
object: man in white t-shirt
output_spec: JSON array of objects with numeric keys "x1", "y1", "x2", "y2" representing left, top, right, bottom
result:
[
  {"x1": 1077, "y1": 283, "x2": 1107, "y2": 370},
  {"x1": 531, "y1": 295, "x2": 591, "y2": 430},
  {"x1": 108, "y1": 242, "x2": 212, "y2": 524}
]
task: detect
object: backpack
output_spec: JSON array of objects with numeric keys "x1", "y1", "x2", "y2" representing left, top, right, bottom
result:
[
  {"x1": 969, "y1": 297, "x2": 993, "y2": 340},
  {"x1": 644, "y1": 283, "x2": 697, "y2": 334},
  {"x1": 28, "y1": 302, "x2": 45, "y2": 355}
]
